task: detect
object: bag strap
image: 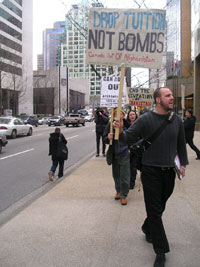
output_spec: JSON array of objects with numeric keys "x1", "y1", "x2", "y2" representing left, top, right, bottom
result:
[{"x1": 144, "y1": 111, "x2": 175, "y2": 146}]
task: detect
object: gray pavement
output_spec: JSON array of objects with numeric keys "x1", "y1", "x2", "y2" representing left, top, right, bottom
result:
[{"x1": 0, "y1": 133, "x2": 200, "y2": 267}]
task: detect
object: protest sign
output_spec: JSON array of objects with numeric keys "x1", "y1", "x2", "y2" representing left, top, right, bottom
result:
[
  {"x1": 127, "y1": 87, "x2": 154, "y2": 107},
  {"x1": 100, "y1": 75, "x2": 128, "y2": 108},
  {"x1": 86, "y1": 8, "x2": 166, "y2": 69}
]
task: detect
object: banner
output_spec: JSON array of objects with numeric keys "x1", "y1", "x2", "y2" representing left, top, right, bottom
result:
[
  {"x1": 100, "y1": 76, "x2": 128, "y2": 107},
  {"x1": 86, "y1": 8, "x2": 166, "y2": 69},
  {"x1": 127, "y1": 87, "x2": 154, "y2": 107}
]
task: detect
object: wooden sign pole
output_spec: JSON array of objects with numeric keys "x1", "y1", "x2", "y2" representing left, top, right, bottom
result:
[
  {"x1": 114, "y1": 64, "x2": 125, "y2": 140},
  {"x1": 109, "y1": 107, "x2": 114, "y2": 145}
]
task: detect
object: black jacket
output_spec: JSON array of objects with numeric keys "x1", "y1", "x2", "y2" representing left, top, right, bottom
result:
[
  {"x1": 95, "y1": 113, "x2": 109, "y2": 134},
  {"x1": 184, "y1": 115, "x2": 196, "y2": 140},
  {"x1": 49, "y1": 132, "x2": 67, "y2": 160}
]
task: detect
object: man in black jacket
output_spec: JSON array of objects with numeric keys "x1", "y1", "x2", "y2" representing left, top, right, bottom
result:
[
  {"x1": 114, "y1": 87, "x2": 188, "y2": 267},
  {"x1": 183, "y1": 109, "x2": 200, "y2": 160},
  {"x1": 94, "y1": 107, "x2": 109, "y2": 157},
  {"x1": 48, "y1": 128, "x2": 67, "y2": 181}
]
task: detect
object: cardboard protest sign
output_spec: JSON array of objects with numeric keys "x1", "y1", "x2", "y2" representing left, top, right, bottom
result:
[
  {"x1": 127, "y1": 87, "x2": 154, "y2": 107},
  {"x1": 86, "y1": 8, "x2": 166, "y2": 69},
  {"x1": 100, "y1": 76, "x2": 128, "y2": 108}
]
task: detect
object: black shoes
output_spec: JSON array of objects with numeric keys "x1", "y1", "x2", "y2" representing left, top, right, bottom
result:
[
  {"x1": 154, "y1": 253, "x2": 166, "y2": 267},
  {"x1": 96, "y1": 154, "x2": 99, "y2": 157},
  {"x1": 141, "y1": 225, "x2": 152, "y2": 243}
]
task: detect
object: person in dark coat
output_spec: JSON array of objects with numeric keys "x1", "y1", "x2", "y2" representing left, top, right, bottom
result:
[
  {"x1": 126, "y1": 110, "x2": 138, "y2": 189},
  {"x1": 183, "y1": 109, "x2": 200, "y2": 160},
  {"x1": 94, "y1": 107, "x2": 109, "y2": 157},
  {"x1": 48, "y1": 127, "x2": 67, "y2": 181}
]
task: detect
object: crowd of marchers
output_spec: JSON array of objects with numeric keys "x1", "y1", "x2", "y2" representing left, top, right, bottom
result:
[{"x1": 47, "y1": 87, "x2": 199, "y2": 267}]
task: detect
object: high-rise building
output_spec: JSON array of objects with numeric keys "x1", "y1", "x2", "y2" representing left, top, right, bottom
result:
[
  {"x1": 37, "y1": 54, "x2": 44, "y2": 70},
  {"x1": 60, "y1": 0, "x2": 109, "y2": 106},
  {"x1": 166, "y1": 0, "x2": 192, "y2": 77},
  {"x1": 43, "y1": 21, "x2": 65, "y2": 70},
  {"x1": 0, "y1": 0, "x2": 33, "y2": 115}
]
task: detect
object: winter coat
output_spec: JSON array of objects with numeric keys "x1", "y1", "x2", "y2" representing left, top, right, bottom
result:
[
  {"x1": 49, "y1": 132, "x2": 67, "y2": 160},
  {"x1": 184, "y1": 115, "x2": 196, "y2": 140},
  {"x1": 95, "y1": 113, "x2": 109, "y2": 134}
]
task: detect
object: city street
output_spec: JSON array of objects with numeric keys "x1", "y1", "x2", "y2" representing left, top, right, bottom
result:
[{"x1": 0, "y1": 122, "x2": 96, "y2": 213}]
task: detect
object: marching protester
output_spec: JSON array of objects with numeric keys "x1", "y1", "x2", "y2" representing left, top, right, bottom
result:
[
  {"x1": 126, "y1": 110, "x2": 138, "y2": 189},
  {"x1": 103, "y1": 108, "x2": 130, "y2": 205},
  {"x1": 113, "y1": 87, "x2": 188, "y2": 267},
  {"x1": 183, "y1": 109, "x2": 200, "y2": 160},
  {"x1": 94, "y1": 107, "x2": 109, "y2": 157},
  {"x1": 48, "y1": 128, "x2": 68, "y2": 181}
]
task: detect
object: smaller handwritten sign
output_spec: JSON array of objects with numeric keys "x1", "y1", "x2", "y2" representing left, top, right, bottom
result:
[
  {"x1": 100, "y1": 76, "x2": 128, "y2": 107},
  {"x1": 127, "y1": 87, "x2": 154, "y2": 107}
]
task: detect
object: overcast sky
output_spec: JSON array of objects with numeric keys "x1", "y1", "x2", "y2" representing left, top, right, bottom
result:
[{"x1": 33, "y1": 0, "x2": 166, "y2": 70}]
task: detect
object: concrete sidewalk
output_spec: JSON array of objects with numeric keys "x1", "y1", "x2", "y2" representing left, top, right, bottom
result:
[{"x1": 0, "y1": 134, "x2": 200, "y2": 267}]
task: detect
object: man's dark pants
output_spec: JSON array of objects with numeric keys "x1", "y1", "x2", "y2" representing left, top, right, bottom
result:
[
  {"x1": 96, "y1": 132, "x2": 106, "y2": 154},
  {"x1": 141, "y1": 165, "x2": 176, "y2": 254}
]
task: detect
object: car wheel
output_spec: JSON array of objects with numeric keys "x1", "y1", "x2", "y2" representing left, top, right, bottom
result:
[
  {"x1": 11, "y1": 130, "x2": 17, "y2": 139},
  {"x1": 82, "y1": 122, "x2": 85, "y2": 126},
  {"x1": 27, "y1": 128, "x2": 33, "y2": 136},
  {"x1": 0, "y1": 142, "x2": 2, "y2": 153},
  {"x1": 66, "y1": 124, "x2": 69, "y2": 127}
]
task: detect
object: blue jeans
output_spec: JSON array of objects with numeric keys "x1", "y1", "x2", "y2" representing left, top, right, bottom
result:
[{"x1": 50, "y1": 159, "x2": 64, "y2": 178}]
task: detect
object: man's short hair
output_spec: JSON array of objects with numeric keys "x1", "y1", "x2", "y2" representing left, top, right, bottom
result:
[
  {"x1": 153, "y1": 87, "x2": 162, "y2": 103},
  {"x1": 186, "y1": 109, "x2": 193, "y2": 115}
]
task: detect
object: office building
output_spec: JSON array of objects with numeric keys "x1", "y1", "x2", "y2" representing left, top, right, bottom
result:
[
  {"x1": 60, "y1": 1, "x2": 110, "y2": 107},
  {"x1": 0, "y1": 0, "x2": 33, "y2": 115},
  {"x1": 37, "y1": 54, "x2": 44, "y2": 70},
  {"x1": 43, "y1": 21, "x2": 65, "y2": 70}
]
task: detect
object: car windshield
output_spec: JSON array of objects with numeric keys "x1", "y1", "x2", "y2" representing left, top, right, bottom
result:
[
  {"x1": 20, "y1": 115, "x2": 29, "y2": 120},
  {"x1": 51, "y1": 116, "x2": 59, "y2": 119},
  {"x1": 0, "y1": 118, "x2": 11, "y2": 124}
]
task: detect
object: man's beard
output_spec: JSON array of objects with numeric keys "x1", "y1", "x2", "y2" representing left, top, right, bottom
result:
[{"x1": 160, "y1": 99, "x2": 174, "y2": 111}]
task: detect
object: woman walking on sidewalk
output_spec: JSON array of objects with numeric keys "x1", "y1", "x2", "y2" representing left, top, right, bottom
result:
[
  {"x1": 104, "y1": 108, "x2": 130, "y2": 205},
  {"x1": 126, "y1": 110, "x2": 138, "y2": 189},
  {"x1": 48, "y1": 128, "x2": 68, "y2": 181}
]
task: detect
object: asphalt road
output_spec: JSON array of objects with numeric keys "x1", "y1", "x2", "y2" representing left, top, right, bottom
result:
[{"x1": 0, "y1": 122, "x2": 96, "y2": 213}]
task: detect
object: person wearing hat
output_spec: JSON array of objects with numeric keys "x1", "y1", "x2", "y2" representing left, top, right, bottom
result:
[
  {"x1": 183, "y1": 109, "x2": 200, "y2": 160},
  {"x1": 103, "y1": 108, "x2": 130, "y2": 205}
]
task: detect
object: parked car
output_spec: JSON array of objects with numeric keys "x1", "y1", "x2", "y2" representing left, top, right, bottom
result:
[
  {"x1": 78, "y1": 109, "x2": 88, "y2": 117},
  {"x1": 48, "y1": 115, "x2": 65, "y2": 126},
  {"x1": 0, "y1": 134, "x2": 8, "y2": 153},
  {"x1": 64, "y1": 113, "x2": 85, "y2": 127},
  {"x1": 38, "y1": 117, "x2": 49, "y2": 125},
  {"x1": 20, "y1": 115, "x2": 39, "y2": 127},
  {"x1": 0, "y1": 117, "x2": 33, "y2": 139}
]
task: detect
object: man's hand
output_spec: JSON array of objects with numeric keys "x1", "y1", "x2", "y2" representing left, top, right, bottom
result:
[
  {"x1": 180, "y1": 166, "x2": 186, "y2": 178},
  {"x1": 108, "y1": 133, "x2": 114, "y2": 140},
  {"x1": 113, "y1": 118, "x2": 123, "y2": 134}
]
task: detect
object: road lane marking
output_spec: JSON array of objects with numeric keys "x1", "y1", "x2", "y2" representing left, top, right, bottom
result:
[
  {"x1": 0, "y1": 149, "x2": 35, "y2": 160},
  {"x1": 68, "y1": 135, "x2": 79, "y2": 140}
]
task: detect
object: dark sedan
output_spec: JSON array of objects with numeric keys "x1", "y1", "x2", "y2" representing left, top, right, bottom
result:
[{"x1": 48, "y1": 116, "x2": 64, "y2": 126}]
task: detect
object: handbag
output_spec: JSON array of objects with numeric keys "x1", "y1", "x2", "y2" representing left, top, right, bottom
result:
[
  {"x1": 56, "y1": 135, "x2": 68, "y2": 160},
  {"x1": 130, "y1": 112, "x2": 175, "y2": 170}
]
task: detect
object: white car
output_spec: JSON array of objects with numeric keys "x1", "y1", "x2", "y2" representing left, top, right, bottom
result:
[{"x1": 0, "y1": 117, "x2": 33, "y2": 139}]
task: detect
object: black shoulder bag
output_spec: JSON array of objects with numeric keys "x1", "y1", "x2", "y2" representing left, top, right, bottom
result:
[
  {"x1": 56, "y1": 135, "x2": 68, "y2": 160},
  {"x1": 130, "y1": 112, "x2": 174, "y2": 170}
]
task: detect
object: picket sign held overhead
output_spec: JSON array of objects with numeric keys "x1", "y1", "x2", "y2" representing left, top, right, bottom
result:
[{"x1": 86, "y1": 8, "x2": 166, "y2": 139}]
